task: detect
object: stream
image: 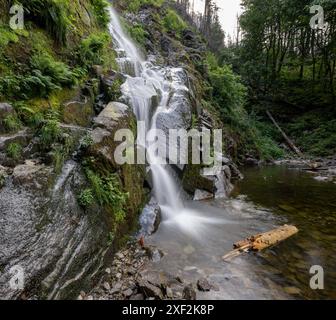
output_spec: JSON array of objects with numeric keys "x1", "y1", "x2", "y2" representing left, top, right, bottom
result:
[
  {"x1": 107, "y1": 7, "x2": 335, "y2": 300},
  {"x1": 147, "y1": 166, "x2": 336, "y2": 300}
]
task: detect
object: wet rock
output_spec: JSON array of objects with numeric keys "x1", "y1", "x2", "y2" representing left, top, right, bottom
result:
[
  {"x1": 100, "y1": 70, "x2": 124, "y2": 101},
  {"x1": 166, "y1": 287, "x2": 174, "y2": 299},
  {"x1": 197, "y1": 278, "x2": 212, "y2": 292},
  {"x1": 12, "y1": 160, "x2": 52, "y2": 188},
  {"x1": 183, "y1": 284, "x2": 197, "y2": 300},
  {"x1": 123, "y1": 288, "x2": 134, "y2": 298},
  {"x1": 62, "y1": 88, "x2": 95, "y2": 127},
  {"x1": 103, "y1": 282, "x2": 111, "y2": 292},
  {"x1": 193, "y1": 189, "x2": 213, "y2": 201},
  {"x1": 130, "y1": 293, "x2": 145, "y2": 300},
  {"x1": 245, "y1": 157, "x2": 259, "y2": 166},
  {"x1": 138, "y1": 280, "x2": 163, "y2": 300},
  {"x1": 214, "y1": 166, "x2": 234, "y2": 199},
  {"x1": 0, "y1": 160, "x2": 112, "y2": 300},
  {"x1": 139, "y1": 198, "x2": 161, "y2": 236},
  {"x1": 0, "y1": 128, "x2": 31, "y2": 154},
  {"x1": 145, "y1": 246, "x2": 164, "y2": 262}
]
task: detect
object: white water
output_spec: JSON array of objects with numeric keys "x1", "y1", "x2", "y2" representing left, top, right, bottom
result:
[{"x1": 107, "y1": 7, "x2": 221, "y2": 235}]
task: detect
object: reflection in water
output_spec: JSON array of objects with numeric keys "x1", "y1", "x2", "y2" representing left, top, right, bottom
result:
[{"x1": 148, "y1": 166, "x2": 336, "y2": 300}]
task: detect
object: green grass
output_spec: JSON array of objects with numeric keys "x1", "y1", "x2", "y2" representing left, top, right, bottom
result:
[
  {"x1": 6, "y1": 143, "x2": 22, "y2": 160},
  {"x1": 39, "y1": 119, "x2": 62, "y2": 148},
  {"x1": 3, "y1": 114, "x2": 21, "y2": 132},
  {"x1": 163, "y1": 9, "x2": 187, "y2": 36},
  {"x1": 127, "y1": 24, "x2": 148, "y2": 48}
]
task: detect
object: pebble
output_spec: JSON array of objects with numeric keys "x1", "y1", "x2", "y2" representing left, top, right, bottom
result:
[
  {"x1": 103, "y1": 282, "x2": 111, "y2": 291},
  {"x1": 123, "y1": 289, "x2": 134, "y2": 297}
]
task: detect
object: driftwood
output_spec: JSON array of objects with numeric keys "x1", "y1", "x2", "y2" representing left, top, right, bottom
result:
[
  {"x1": 222, "y1": 225, "x2": 299, "y2": 261},
  {"x1": 266, "y1": 111, "x2": 304, "y2": 157}
]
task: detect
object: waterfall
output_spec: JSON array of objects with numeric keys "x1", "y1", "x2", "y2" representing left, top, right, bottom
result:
[{"x1": 107, "y1": 7, "x2": 221, "y2": 236}]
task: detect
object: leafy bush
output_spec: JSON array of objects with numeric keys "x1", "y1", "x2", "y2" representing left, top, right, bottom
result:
[
  {"x1": 90, "y1": 0, "x2": 109, "y2": 27},
  {"x1": 163, "y1": 9, "x2": 187, "y2": 35},
  {"x1": 21, "y1": 0, "x2": 70, "y2": 44},
  {"x1": 6, "y1": 143, "x2": 22, "y2": 160},
  {"x1": 3, "y1": 114, "x2": 21, "y2": 132},
  {"x1": 85, "y1": 169, "x2": 128, "y2": 223},
  {"x1": 78, "y1": 188, "x2": 94, "y2": 207},
  {"x1": 121, "y1": 0, "x2": 164, "y2": 13},
  {"x1": 127, "y1": 24, "x2": 148, "y2": 47},
  {"x1": 0, "y1": 25, "x2": 19, "y2": 49},
  {"x1": 30, "y1": 53, "x2": 76, "y2": 88},
  {"x1": 39, "y1": 119, "x2": 62, "y2": 148},
  {"x1": 0, "y1": 53, "x2": 76, "y2": 99},
  {"x1": 78, "y1": 32, "x2": 110, "y2": 68}
]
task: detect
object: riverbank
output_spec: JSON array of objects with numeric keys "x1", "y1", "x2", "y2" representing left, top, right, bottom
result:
[{"x1": 84, "y1": 162, "x2": 336, "y2": 301}]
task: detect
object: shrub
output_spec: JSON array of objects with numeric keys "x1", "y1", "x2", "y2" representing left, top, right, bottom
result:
[
  {"x1": 39, "y1": 119, "x2": 62, "y2": 148},
  {"x1": 91, "y1": 0, "x2": 110, "y2": 27},
  {"x1": 6, "y1": 143, "x2": 22, "y2": 160},
  {"x1": 3, "y1": 114, "x2": 21, "y2": 132},
  {"x1": 30, "y1": 53, "x2": 76, "y2": 88},
  {"x1": 78, "y1": 32, "x2": 110, "y2": 68},
  {"x1": 78, "y1": 188, "x2": 94, "y2": 207},
  {"x1": 20, "y1": 0, "x2": 70, "y2": 44},
  {"x1": 127, "y1": 24, "x2": 148, "y2": 47},
  {"x1": 85, "y1": 169, "x2": 128, "y2": 223},
  {"x1": 163, "y1": 9, "x2": 187, "y2": 35}
]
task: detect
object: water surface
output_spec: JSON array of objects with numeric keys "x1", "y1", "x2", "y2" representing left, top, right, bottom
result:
[{"x1": 148, "y1": 166, "x2": 336, "y2": 300}]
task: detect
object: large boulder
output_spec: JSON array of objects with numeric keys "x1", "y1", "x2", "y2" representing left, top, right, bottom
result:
[
  {"x1": 0, "y1": 160, "x2": 112, "y2": 299},
  {"x1": 89, "y1": 102, "x2": 146, "y2": 218}
]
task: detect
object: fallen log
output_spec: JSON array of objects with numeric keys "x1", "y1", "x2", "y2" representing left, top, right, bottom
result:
[
  {"x1": 266, "y1": 111, "x2": 304, "y2": 158},
  {"x1": 223, "y1": 225, "x2": 299, "y2": 261}
]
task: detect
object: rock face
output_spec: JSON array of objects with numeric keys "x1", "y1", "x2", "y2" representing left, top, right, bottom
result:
[
  {"x1": 0, "y1": 160, "x2": 112, "y2": 299},
  {"x1": 89, "y1": 102, "x2": 146, "y2": 218},
  {"x1": 0, "y1": 101, "x2": 145, "y2": 300}
]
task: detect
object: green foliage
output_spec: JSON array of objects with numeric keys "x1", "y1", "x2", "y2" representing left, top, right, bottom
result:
[
  {"x1": 286, "y1": 112, "x2": 336, "y2": 156},
  {"x1": 205, "y1": 53, "x2": 284, "y2": 160},
  {"x1": 0, "y1": 25, "x2": 19, "y2": 49},
  {"x1": 6, "y1": 143, "x2": 22, "y2": 160},
  {"x1": 90, "y1": 0, "x2": 110, "y2": 27},
  {"x1": 78, "y1": 188, "x2": 94, "y2": 207},
  {"x1": 121, "y1": 0, "x2": 164, "y2": 13},
  {"x1": 78, "y1": 32, "x2": 111, "y2": 68},
  {"x1": 127, "y1": 24, "x2": 148, "y2": 47},
  {"x1": 163, "y1": 9, "x2": 187, "y2": 35},
  {"x1": 30, "y1": 53, "x2": 76, "y2": 88},
  {"x1": 109, "y1": 78, "x2": 123, "y2": 101},
  {"x1": 0, "y1": 53, "x2": 76, "y2": 99},
  {"x1": 3, "y1": 114, "x2": 21, "y2": 132},
  {"x1": 85, "y1": 168, "x2": 128, "y2": 223},
  {"x1": 39, "y1": 118, "x2": 62, "y2": 148},
  {"x1": 80, "y1": 133, "x2": 94, "y2": 149},
  {"x1": 21, "y1": 0, "x2": 71, "y2": 44},
  {"x1": 206, "y1": 54, "x2": 247, "y2": 114}
]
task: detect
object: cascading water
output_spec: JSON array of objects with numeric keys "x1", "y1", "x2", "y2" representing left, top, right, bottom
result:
[{"x1": 107, "y1": 7, "x2": 223, "y2": 236}]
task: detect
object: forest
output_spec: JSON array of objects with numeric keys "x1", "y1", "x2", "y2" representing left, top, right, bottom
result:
[{"x1": 175, "y1": 0, "x2": 336, "y2": 157}]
